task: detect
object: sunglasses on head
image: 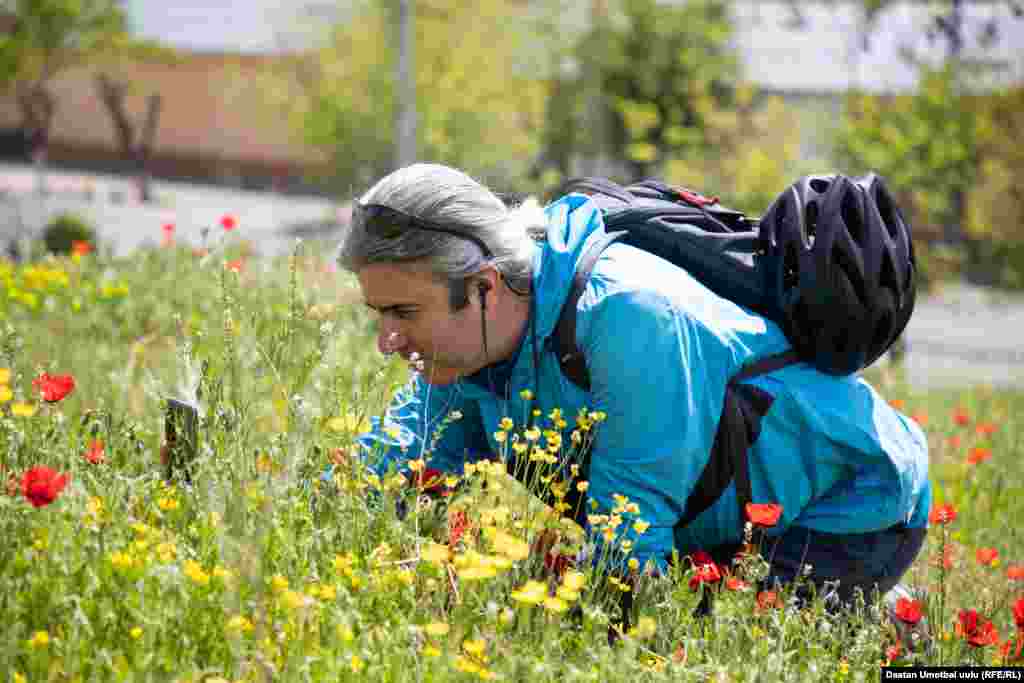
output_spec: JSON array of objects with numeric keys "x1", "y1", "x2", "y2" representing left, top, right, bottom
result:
[{"x1": 354, "y1": 202, "x2": 494, "y2": 259}]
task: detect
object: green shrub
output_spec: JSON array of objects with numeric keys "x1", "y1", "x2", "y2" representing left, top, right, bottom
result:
[{"x1": 42, "y1": 212, "x2": 97, "y2": 255}]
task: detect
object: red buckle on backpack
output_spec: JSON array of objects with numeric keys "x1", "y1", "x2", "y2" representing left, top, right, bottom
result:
[{"x1": 671, "y1": 186, "x2": 719, "y2": 207}]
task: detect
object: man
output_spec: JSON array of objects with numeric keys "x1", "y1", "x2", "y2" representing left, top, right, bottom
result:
[{"x1": 333, "y1": 162, "x2": 931, "y2": 606}]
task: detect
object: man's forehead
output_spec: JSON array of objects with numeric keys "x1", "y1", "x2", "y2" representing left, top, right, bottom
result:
[{"x1": 358, "y1": 262, "x2": 440, "y2": 308}]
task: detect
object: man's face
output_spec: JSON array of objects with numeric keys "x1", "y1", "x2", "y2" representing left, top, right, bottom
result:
[{"x1": 357, "y1": 262, "x2": 485, "y2": 385}]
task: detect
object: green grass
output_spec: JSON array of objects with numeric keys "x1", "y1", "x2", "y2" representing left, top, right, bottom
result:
[{"x1": 1, "y1": 240, "x2": 1022, "y2": 682}]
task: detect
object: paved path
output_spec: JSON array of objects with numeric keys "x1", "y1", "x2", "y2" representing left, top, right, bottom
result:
[{"x1": 3, "y1": 163, "x2": 1022, "y2": 391}]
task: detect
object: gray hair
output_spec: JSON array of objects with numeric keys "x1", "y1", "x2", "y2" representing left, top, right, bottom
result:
[{"x1": 336, "y1": 163, "x2": 547, "y2": 305}]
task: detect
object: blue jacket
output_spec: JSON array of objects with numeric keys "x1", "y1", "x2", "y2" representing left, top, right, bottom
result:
[{"x1": 350, "y1": 194, "x2": 932, "y2": 570}]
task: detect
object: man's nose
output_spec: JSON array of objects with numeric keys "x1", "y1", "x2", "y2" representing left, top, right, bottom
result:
[{"x1": 378, "y1": 328, "x2": 406, "y2": 355}]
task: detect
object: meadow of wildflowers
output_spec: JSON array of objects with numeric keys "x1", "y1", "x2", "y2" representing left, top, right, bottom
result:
[{"x1": 0, "y1": 225, "x2": 1022, "y2": 682}]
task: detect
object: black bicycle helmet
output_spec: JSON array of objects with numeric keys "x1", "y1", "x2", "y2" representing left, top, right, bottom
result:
[{"x1": 760, "y1": 172, "x2": 916, "y2": 375}]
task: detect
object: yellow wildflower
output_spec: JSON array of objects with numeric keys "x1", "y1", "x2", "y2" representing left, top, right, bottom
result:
[
  {"x1": 226, "y1": 615, "x2": 255, "y2": 634},
  {"x1": 281, "y1": 589, "x2": 306, "y2": 611},
  {"x1": 454, "y1": 656, "x2": 481, "y2": 674},
  {"x1": 27, "y1": 630, "x2": 50, "y2": 648},
  {"x1": 556, "y1": 585, "x2": 580, "y2": 602},
  {"x1": 212, "y1": 566, "x2": 233, "y2": 583},
  {"x1": 423, "y1": 645, "x2": 442, "y2": 658},
  {"x1": 519, "y1": 389, "x2": 533, "y2": 401},
  {"x1": 0, "y1": 386, "x2": 11, "y2": 402},
  {"x1": 562, "y1": 570, "x2": 586, "y2": 592},
  {"x1": 424, "y1": 622, "x2": 450, "y2": 637},
  {"x1": 130, "y1": 627, "x2": 143, "y2": 640},
  {"x1": 493, "y1": 431, "x2": 506, "y2": 443},
  {"x1": 630, "y1": 616, "x2": 657, "y2": 639},
  {"x1": 633, "y1": 520, "x2": 650, "y2": 534},
  {"x1": 423, "y1": 542, "x2": 452, "y2": 565},
  {"x1": 0, "y1": 368, "x2": 9, "y2": 384},
  {"x1": 10, "y1": 402, "x2": 36, "y2": 417},
  {"x1": 156, "y1": 542, "x2": 177, "y2": 563},
  {"x1": 510, "y1": 580, "x2": 547, "y2": 605},
  {"x1": 109, "y1": 551, "x2": 135, "y2": 572},
  {"x1": 157, "y1": 496, "x2": 179, "y2": 512},
  {"x1": 270, "y1": 574, "x2": 289, "y2": 593},
  {"x1": 576, "y1": 480, "x2": 590, "y2": 492},
  {"x1": 463, "y1": 638, "x2": 487, "y2": 659},
  {"x1": 183, "y1": 560, "x2": 210, "y2": 586},
  {"x1": 350, "y1": 655, "x2": 365, "y2": 673},
  {"x1": 543, "y1": 596, "x2": 569, "y2": 613},
  {"x1": 499, "y1": 417, "x2": 514, "y2": 430},
  {"x1": 490, "y1": 531, "x2": 530, "y2": 561}
]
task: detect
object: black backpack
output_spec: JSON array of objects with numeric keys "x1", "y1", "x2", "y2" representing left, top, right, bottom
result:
[{"x1": 547, "y1": 177, "x2": 802, "y2": 547}]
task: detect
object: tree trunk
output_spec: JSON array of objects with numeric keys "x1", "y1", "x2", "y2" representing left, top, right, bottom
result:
[
  {"x1": 17, "y1": 85, "x2": 55, "y2": 196},
  {"x1": 96, "y1": 74, "x2": 162, "y2": 202}
]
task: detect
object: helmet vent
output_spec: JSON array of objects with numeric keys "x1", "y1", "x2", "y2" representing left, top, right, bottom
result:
[
  {"x1": 832, "y1": 243, "x2": 867, "y2": 307},
  {"x1": 810, "y1": 178, "x2": 830, "y2": 194},
  {"x1": 804, "y1": 203, "x2": 819, "y2": 246},
  {"x1": 841, "y1": 188, "x2": 865, "y2": 247},
  {"x1": 874, "y1": 183, "x2": 901, "y2": 240}
]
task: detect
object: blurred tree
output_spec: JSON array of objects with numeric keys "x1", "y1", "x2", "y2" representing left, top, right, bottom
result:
[
  {"x1": 0, "y1": 0, "x2": 129, "y2": 190},
  {"x1": 271, "y1": 0, "x2": 548, "y2": 194},
  {"x1": 833, "y1": 0, "x2": 1021, "y2": 282},
  {"x1": 540, "y1": 0, "x2": 741, "y2": 182}
]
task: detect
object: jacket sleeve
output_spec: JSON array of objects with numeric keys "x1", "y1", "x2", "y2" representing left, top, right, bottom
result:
[
  {"x1": 352, "y1": 373, "x2": 490, "y2": 480},
  {"x1": 575, "y1": 288, "x2": 731, "y2": 573}
]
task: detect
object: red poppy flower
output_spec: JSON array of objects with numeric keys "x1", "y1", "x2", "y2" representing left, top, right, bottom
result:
[
  {"x1": 976, "y1": 547, "x2": 999, "y2": 567},
  {"x1": 953, "y1": 407, "x2": 970, "y2": 426},
  {"x1": 71, "y1": 240, "x2": 92, "y2": 256},
  {"x1": 745, "y1": 502, "x2": 783, "y2": 528},
  {"x1": 1007, "y1": 565, "x2": 1024, "y2": 581},
  {"x1": 946, "y1": 434, "x2": 962, "y2": 449},
  {"x1": 1014, "y1": 598, "x2": 1024, "y2": 630},
  {"x1": 928, "y1": 503, "x2": 957, "y2": 525},
  {"x1": 958, "y1": 610, "x2": 1000, "y2": 647},
  {"x1": 894, "y1": 597, "x2": 923, "y2": 625},
  {"x1": 688, "y1": 553, "x2": 722, "y2": 591},
  {"x1": 975, "y1": 422, "x2": 998, "y2": 437},
  {"x1": 220, "y1": 214, "x2": 237, "y2": 231},
  {"x1": 162, "y1": 222, "x2": 175, "y2": 235},
  {"x1": 690, "y1": 550, "x2": 714, "y2": 566},
  {"x1": 83, "y1": 439, "x2": 105, "y2": 465},
  {"x1": 967, "y1": 447, "x2": 992, "y2": 465},
  {"x1": 32, "y1": 372, "x2": 75, "y2": 403},
  {"x1": 21, "y1": 466, "x2": 69, "y2": 507},
  {"x1": 756, "y1": 590, "x2": 781, "y2": 610},
  {"x1": 1000, "y1": 635, "x2": 1024, "y2": 662},
  {"x1": 725, "y1": 576, "x2": 750, "y2": 591},
  {"x1": 226, "y1": 259, "x2": 244, "y2": 274},
  {"x1": 885, "y1": 641, "x2": 902, "y2": 663},
  {"x1": 889, "y1": 399, "x2": 905, "y2": 410},
  {"x1": 413, "y1": 467, "x2": 449, "y2": 497}
]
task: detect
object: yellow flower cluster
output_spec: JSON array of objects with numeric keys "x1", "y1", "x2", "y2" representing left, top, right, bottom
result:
[
  {"x1": 510, "y1": 569, "x2": 587, "y2": 614},
  {"x1": 454, "y1": 638, "x2": 496, "y2": 680},
  {"x1": 0, "y1": 368, "x2": 35, "y2": 415},
  {"x1": 225, "y1": 615, "x2": 255, "y2": 634}
]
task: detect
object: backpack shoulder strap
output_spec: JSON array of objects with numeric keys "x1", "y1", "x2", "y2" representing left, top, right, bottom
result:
[
  {"x1": 554, "y1": 230, "x2": 628, "y2": 391},
  {"x1": 675, "y1": 349, "x2": 801, "y2": 534}
]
